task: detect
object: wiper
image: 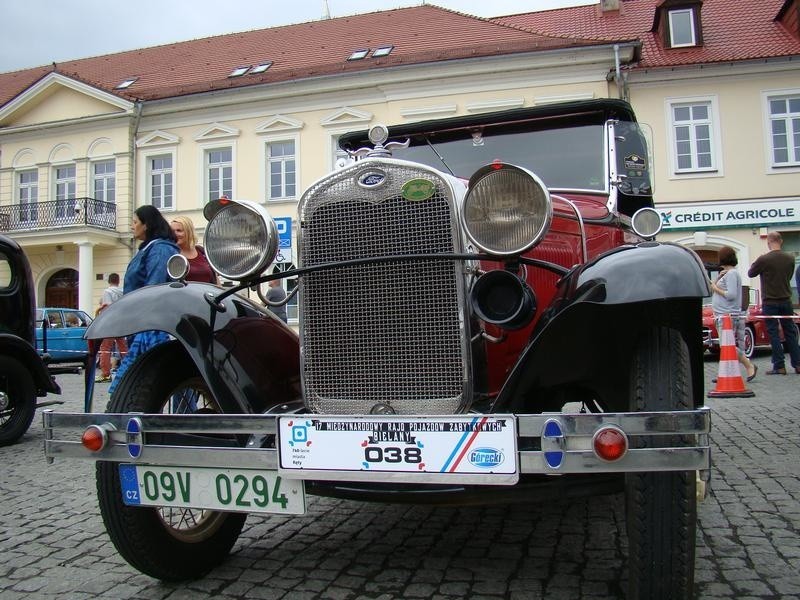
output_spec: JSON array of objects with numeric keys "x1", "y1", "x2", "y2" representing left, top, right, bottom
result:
[{"x1": 424, "y1": 136, "x2": 455, "y2": 177}]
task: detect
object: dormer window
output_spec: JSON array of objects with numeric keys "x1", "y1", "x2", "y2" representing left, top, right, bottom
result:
[
  {"x1": 668, "y1": 8, "x2": 696, "y2": 46},
  {"x1": 653, "y1": 1, "x2": 703, "y2": 49}
]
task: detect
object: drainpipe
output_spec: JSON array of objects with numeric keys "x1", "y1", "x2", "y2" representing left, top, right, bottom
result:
[
  {"x1": 127, "y1": 101, "x2": 143, "y2": 253},
  {"x1": 613, "y1": 44, "x2": 622, "y2": 100}
]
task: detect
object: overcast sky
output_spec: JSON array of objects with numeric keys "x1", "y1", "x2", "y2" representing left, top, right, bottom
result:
[{"x1": 0, "y1": 0, "x2": 594, "y2": 73}]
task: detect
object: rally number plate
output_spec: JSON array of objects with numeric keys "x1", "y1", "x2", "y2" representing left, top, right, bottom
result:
[
  {"x1": 119, "y1": 464, "x2": 306, "y2": 514},
  {"x1": 277, "y1": 415, "x2": 518, "y2": 484}
]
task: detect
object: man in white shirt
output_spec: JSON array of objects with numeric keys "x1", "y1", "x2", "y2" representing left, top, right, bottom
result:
[{"x1": 95, "y1": 273, "x2": 128, "y2": 382}]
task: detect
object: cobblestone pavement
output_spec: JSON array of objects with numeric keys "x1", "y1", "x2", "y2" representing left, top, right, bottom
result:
[{"x1": 1, "y1": 353, "x2": 798, "y2": 599}]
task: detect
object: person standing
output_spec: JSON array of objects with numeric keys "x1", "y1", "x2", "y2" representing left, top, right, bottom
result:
[
  {"x1": 710, "y1": 246, "x2": 757, "y2": 381},
  {"x1": 109, "y1": 205, "x2": 180, "y2": 395},
  {"x1": 747, "y1": 231, "x2": 800, "y2": 374},
  {"x1": 266, "y1": 279, "x2": 288, "y2": 323},
  {"x1": 95, "y1": 272, "x2": 128, "y2": 383},
  {"x1": 170, "y1": 216, "x2": 218, "y2": 284}
]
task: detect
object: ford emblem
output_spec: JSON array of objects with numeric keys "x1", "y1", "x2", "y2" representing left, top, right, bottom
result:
[
  {"x1": 358, "y1": 170, "x2": 387, "y2": 188},
  {"x1": 468, "y1": 447, "x2": 504, "y2": 469}
]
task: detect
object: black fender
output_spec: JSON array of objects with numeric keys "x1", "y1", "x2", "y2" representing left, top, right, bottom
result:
[
  {"x1": 87, "y1": 282, "x2": 300, "y2": 414},
  {"x1": 0, "y1": 334, "x2": 61, "y2": 395},
  {"x1": 495, "y1": 242, "x2": 710, "y2": 413}
]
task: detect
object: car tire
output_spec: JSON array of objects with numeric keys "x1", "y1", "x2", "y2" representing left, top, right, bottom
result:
[
  {"x1": 744, "y1": 326, "x2": 755, "y2": 359},
  {"x1": 95, "y1": 342, "x2": 246, "y2": 581},
  {"x1": 0, "y1": 356, "x2": 38, "y2": 446},
  {"x1": 625, "y1": 327, "x2": 696, "y2": 600}
]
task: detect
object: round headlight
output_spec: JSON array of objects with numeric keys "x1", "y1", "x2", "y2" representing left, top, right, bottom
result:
[
  {"x1": 204, "y1": 199, "x2": 279, "y2": 280},
  {"x1": 462, "y1": 163, "x2": 552, "y2": 255},
  {"x1": 166, "y1": 253, "x2": 189, "y2": 280},
  {"x1": 631, "y1": 207, "x2": 662, "y2": 239}
]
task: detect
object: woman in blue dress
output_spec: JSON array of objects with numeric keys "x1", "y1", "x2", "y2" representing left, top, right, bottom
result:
[{"x1": 109, "y1": 205, "x2": 179, "y2": 395}]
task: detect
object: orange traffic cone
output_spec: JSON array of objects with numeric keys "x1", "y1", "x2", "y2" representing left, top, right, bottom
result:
[{"x1": 707, "y1": 314, "x2": 755, "y2": 398}]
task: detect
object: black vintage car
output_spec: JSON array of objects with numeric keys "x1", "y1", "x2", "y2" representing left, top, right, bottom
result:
[
  {"x1": 44, "y1": 99, "x2": 710, "y2": 599},
  {"x1": 0, "y1": 234, "x2": 61, "y2": 445}
]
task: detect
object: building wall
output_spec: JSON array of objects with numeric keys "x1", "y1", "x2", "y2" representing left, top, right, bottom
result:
[{"x1": 628, "y1": 63, "x2": 800, "y2": 303}]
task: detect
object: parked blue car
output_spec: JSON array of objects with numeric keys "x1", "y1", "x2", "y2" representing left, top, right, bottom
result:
[{"x1": 35, "y1": 308, "x2": 92, "y2": 363}]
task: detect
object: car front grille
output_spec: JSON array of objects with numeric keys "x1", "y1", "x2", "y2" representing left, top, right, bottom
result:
[{"x1": 298, "y1": 160, "x2": 470, "y2": 415}]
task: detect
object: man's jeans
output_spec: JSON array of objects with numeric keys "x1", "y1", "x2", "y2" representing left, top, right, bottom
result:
[{"x1": 762, "y1": 301, "x2": 800, "y2": 370}]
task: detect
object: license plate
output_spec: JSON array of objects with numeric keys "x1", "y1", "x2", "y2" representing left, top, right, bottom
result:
[
  {"x1": 277, "y1": 415, "x2": 518, "y2": 484},
  {"x1": 119, "y1": 464, "x2": 306, "y2": 514}
]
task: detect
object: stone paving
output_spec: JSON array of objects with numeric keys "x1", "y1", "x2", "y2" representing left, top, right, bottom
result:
[{"x1": 0, "y1": 353, "x2": 798, "y2": 599}]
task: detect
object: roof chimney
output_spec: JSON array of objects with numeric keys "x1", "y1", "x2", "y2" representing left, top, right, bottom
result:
[{"x1": 601, "y1": 0, "x2": 620, "y2": 11}]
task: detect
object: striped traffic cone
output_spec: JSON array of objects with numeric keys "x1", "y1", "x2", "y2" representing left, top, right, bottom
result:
[{"x1": 707, "y1": 314, "x2": 755, "y2": 398}]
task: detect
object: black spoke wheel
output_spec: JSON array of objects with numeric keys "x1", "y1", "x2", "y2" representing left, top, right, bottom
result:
[
  {"x1": 0, "y1": 356, "x2": 37, "y2": 446},
  {"x1": 96, "y1": 342, "x2": 246, "y2": 581},
  {"x1": 626, "y1": 327, "x2": 696, "y2": 600}
]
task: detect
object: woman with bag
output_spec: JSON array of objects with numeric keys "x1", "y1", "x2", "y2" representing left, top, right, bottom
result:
[
  {"x1": 710, "y1": 245, "x2": 757, "y2": 381},
  {"x1": 108, "y1": 205, "x2": 180, "y2": 395}
]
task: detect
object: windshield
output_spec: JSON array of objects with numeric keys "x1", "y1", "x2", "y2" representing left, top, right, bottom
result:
[{"x1": 385, "y1": 122, "x2": 607, "y2": 192}]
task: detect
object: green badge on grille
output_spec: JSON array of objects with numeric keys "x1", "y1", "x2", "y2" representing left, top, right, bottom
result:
[{"x1": 401, "y1": 178, "x2": 435, "y2": 201}]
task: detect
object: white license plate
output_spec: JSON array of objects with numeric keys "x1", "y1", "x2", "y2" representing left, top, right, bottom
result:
[
  {"x1": 119, "y1": 465, "x2": 305, "y2": 514},
  {"x1": 277, "y1": 415, "x2": 518, "y2": 484}
]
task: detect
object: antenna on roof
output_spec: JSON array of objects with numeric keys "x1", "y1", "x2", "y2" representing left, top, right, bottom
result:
[{"x1": 322, "y1": 0, "x2": 330, "y2": 19}]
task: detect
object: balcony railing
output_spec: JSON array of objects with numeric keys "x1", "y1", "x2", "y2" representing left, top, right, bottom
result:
[{"x1": 0, "y1": 198, "x2": 117, "y2": 233}]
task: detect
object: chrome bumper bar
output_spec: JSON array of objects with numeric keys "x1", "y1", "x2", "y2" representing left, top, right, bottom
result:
[{"x1": 43, "y1": 408, "x2": 711, "y2": 481}]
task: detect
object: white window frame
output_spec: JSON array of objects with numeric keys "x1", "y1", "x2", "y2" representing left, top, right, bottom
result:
[
  {"x1": 204, "y1": 146, "x2": 233, "y2": 203},
  {"x1": 17, "y1": 169, "x2": 38, "y2": 223},
  {"x1": 53, "y1": 163, "x2": 77, "y2": 222},
  {"x1": 665, "y1": 96, "x2": 722, "y2": 179},
  {"x1": 147, "y1": 152, "x2": 175, "y2": 211},
  {"x1": 330, "y1": 132, "x2": 353, "y2": 170},
  {"x1": 92, "y1": 159, "x2": 116, "y2": 204},
  {"x1": 262, "y1": 136, "x2": 298, "y2": 202},
  {"x1": 762, "y1": 89, "x2": 800, "y2": 172},
  {"x1": 668, "y1": 8, "x2": 696, "y2": 47}
]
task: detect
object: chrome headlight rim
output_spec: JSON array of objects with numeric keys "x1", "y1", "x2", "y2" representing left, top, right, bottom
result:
[
  {"x1": 461, "y1": 163, "x2": 553, "y2": 256},
  {"x1": 203, "y1": 198, "x2": 279, "y2": 281},
  {"x1": 631, "y1": 206, "x2": 663, "y2": 239}
]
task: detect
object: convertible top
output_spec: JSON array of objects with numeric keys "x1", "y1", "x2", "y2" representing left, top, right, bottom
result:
[{"x1": 338, "y1": 98, "x2": 638, "y2": 152}]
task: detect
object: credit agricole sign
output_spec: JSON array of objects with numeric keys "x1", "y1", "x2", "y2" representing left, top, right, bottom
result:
[{"x1": 658, "y1": 198, "x2": 800, "y2": 231}]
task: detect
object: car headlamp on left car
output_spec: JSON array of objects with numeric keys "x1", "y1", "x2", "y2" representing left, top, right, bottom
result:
[{"x1": 202, "y1": 198, "x2": 279, "y2": 281}]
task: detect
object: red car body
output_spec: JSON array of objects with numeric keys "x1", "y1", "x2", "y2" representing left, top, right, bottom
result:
[{"x1": 702, "y1": 290, "x2": 800, "y2": 358}]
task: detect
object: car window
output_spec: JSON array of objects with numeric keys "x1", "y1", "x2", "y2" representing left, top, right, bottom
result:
[
  {"x1": 64, "y1": 311, "x2": 84, "y2": 327},
  {"x1": 48, "y1": 311, "x2": 64, "y2": 328},
  {"x1": 0, "y1": 251, "x2": 12, "y2": 290}
]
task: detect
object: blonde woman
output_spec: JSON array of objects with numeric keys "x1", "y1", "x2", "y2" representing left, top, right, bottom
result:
[{"x1": 169, "y1": 216, "x2": 218, "y2": 284}]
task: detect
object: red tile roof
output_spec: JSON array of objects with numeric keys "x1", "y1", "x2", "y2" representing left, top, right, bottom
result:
[
  {"x1": 0, "y1": 5, "x2": 607, "y2": 110},
  {"x1": 494, "y1": 0, "x2": 800, "y2": 69}
]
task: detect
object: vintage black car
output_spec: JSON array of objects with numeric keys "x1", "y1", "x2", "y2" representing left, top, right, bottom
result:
[
  {"x1": 44, "y1": 99, "x2": 711, "y2": 600},
  {"x1": 0, "y1": 234, "x2": 61, "y2": 445}
]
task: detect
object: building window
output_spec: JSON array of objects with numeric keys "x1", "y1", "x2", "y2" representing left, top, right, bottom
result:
[
  {"x1": 669, "y1": 100, "x2": 716, "y2": 173},
  {"x1": 55, "y1": 165, "x2": 76, "y2": 221},
  {"x1": 206, "y1": 148, "x2": 233, "y2": 202},
  {"x1": 267, "y1": 141, "x2": 296, "y2": 201},
  {"x1": 149, "y1": 155, "x2": 173, "y2": 210},
  {"x1": 93, "y1": 160, "x2": 116, "y2": 203},
  {"x1": 767, "y1": 94, "x2": 800, "y2": 167},
  {"x1": 332, "y1": 135, "x2": 351, "y2": 169},
  {"x1": 18, "y1": 170, "x2": 38, "y2": 223},
  {"x1": 668, "y1": 8, "x2": 696, "y2": 47}
]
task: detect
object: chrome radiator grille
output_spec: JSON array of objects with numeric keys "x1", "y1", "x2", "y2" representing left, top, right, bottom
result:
[{"x1": 298, "y1": 161, "x2": 469, "y2": 415}]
